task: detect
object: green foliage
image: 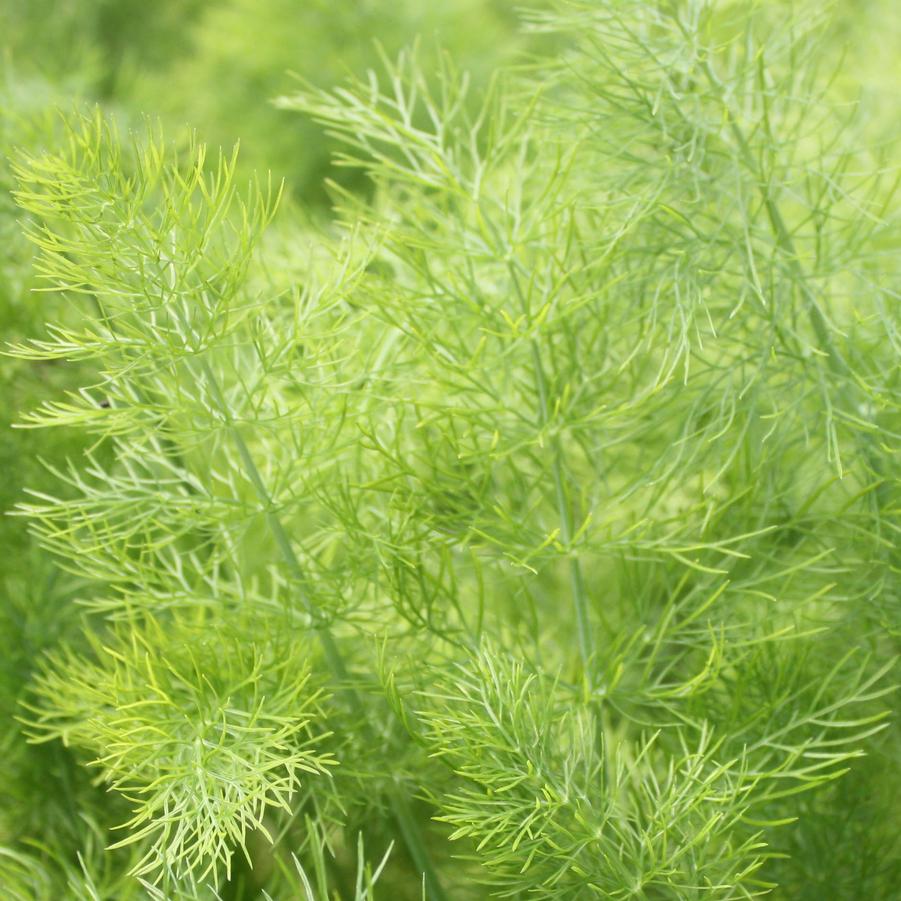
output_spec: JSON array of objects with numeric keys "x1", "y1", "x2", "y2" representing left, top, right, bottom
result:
[
  {"x1": 24, "y1": 615, "x2": 334, "y2": 888},
  {"x1": 1, "y1": 1, "x2": 899, "y2": 898},
  {"x1": 412, "y1": 649, "x2": 767, "y2": 898}
]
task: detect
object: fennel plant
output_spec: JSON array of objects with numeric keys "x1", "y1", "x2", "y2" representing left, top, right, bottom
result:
[{"x1": 1, "y1": 1, "x2": 898, "y2": 898}]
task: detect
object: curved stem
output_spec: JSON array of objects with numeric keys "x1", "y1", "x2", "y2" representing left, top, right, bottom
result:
[{"x1": 199, "y1": 360, "x2": 448, "y2": 901}]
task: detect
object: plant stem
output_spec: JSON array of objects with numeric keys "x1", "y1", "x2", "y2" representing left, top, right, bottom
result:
[
  {"x1": 508, "y1": 264, "x2": 596, "y2": 687},
  {"x1": 535, "y1": 346, "x2": 595, "y2": 676},
  {"x1": 696, "y1": 56, "x2": 891, "y2": 501},
  {"x1": 691, "y1": 48, "x2": 894, "y2": 578},
  {"x1": 198, "y1": 359, "x2": 448, "y2": 901}
]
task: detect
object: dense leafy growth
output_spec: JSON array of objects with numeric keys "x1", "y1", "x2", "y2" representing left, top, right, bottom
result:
[{"x1": 1, "y1": 1, "x2": 898, "y2": 898}]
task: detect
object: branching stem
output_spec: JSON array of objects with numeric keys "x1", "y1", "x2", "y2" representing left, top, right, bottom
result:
[
  {"x1": 696, "y1": 54, "x2": 891, "y2": 511},
  {"x1": 198, "y1": 359, "x2": 448, "y2": 901},
  {"x1": 508, "y1": 264, "x2": 597, "y2": 688}
]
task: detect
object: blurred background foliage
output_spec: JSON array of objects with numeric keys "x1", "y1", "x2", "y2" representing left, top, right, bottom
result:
[
  {"x1": 2, "y1": 0, "x2": 551, "y2": 204},
  {"x1": 0, "y1": 0, "x2": 899, "y2": 897}
]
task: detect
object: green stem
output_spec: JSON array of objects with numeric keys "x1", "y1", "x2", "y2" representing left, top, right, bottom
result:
[
  {"x1": 508, "y1": 264, "x2": 596, "y2": 687},
  {"x1": 696, "y1": 56, "x2": 849, "y2": 378},
  {"x1": 199, "y1": 360, "x2": 448, "y2": 901},
  {"x1": 694, "y1": 50, "x2": 893, "y2": 554},
  {"x1": 534, "y1": 345, "x2": 595, "y2": 676},
  {"x1": 698, "y1": 58, "x2": 890, "y2": 493}
]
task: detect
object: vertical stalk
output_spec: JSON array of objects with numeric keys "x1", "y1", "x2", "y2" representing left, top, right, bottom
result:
[
  {"x1": 508, "y1": 265, "x2": 596, "y2": 688},
  {"x1": 694, "y1": 55, "x2": 849, "y2": 378},
  {"x1": 696, "y1": 57, "x2": 890, "y2": 506},
  {"x1": 199, "y1": 360, "x2": 448, "y2": 901}
]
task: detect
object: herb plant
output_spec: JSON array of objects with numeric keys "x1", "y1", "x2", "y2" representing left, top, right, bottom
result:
[{"x1": 1, "y1": 2, "x2": 898, "y2": 899}]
